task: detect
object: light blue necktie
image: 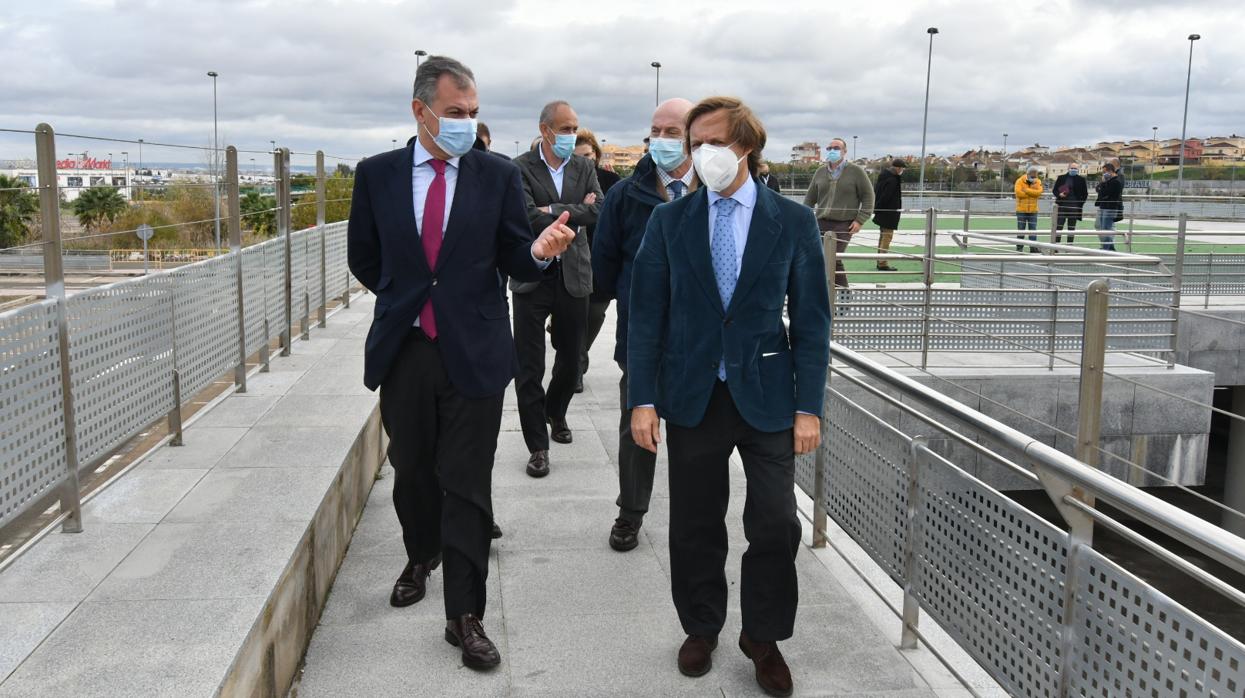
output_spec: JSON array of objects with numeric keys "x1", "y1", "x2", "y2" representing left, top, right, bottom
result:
[
  {"x1": 711, "y1": 197, "x2": 738, "y2": 381},
  {"x1": 668, "y1": 181, "x2": 685, "y2": 199}
]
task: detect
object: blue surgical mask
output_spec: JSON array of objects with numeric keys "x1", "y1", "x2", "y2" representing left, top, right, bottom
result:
[
  {"x1": 826, "y1": 148, "x2": 843, "y2": 164},
  {"x1": 421, "y1": 106, "x2": 477, "y2": 158},
  {"x1": 648, "y1": 137, "x2": 686, "y2": 172},
  {"x1": 1069, "y1": 169, "x2": 1079, "y2": 176},
  {"x1": 551, "y1": 133, "x2": 576, "y2": 160}
]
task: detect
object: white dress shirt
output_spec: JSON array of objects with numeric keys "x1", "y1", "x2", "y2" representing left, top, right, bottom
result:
[
  {"x1": 412, "y1": 139, "x2": 459, "y2": 237},
  {"x1": 706, "y1": 175, "x2": 757, "y2": 276},
  {"x1": 538, "y1": 143, "x2": 568, "y2": 197}
]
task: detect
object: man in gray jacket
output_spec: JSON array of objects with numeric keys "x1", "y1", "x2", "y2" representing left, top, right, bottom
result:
[{"x1": 511, "y1": 100, "x2": 602, "y2": 477}]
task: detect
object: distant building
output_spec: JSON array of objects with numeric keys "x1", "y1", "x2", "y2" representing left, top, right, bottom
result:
[
  {"x1": 790, "y1": 142, "x2": 821, "y2": 164},
  {"x1": 0, "y1": 155, "x2": 133, "y2": 202},
  {"x1": 602, "y1": 144, "x2": 646, "y2": 170}
]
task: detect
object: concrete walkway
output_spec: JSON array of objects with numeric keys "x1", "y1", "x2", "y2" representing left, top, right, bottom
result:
[{"x1": 294, "y1": 311, "x2": 982, "y2": 697}]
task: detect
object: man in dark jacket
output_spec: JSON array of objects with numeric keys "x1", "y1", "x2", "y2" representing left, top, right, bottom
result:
[
  {"x1": 758, "y1": 163, "x2": 782, "y2": 192},
  {"x1": 1094, "y1": 163, "x2": 1124, "y2": 251},
  {"x1": 591, "y1": 97, "x2": 695, "y2": 552},
  {"x1": 1053, "y1": 164, "x2": 1088, "y2": 244},
  {"x1": 871, "y1": 159, "x2": 905, "y2": 271}
]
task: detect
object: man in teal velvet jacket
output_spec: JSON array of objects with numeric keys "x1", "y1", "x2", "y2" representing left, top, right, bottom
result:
[{"x1": 627, "y1": 96, "x2": 831, "y2": 697}]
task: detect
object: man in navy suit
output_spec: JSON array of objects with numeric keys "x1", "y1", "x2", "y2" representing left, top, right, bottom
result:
[
  {"x1": 628, "y1": 96, "x2": 831, "y2": 696},
  {"x1": 348, "y1": 55, "x2": 575, "y2": 671}
]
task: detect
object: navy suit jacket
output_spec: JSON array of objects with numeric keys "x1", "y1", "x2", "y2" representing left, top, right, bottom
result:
[
  {"x1": 627, "y1": 181, "x2": 831, "y2": 432},
  {"x1": 347, "y1": 142, "x2": 544, "y2": 397}
]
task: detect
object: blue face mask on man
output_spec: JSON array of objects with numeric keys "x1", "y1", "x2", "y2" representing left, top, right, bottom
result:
[
  {"x1": 826, "y1": 148, "x2": 843, "y2": 164},
  {"x1": 550, "y1": 133, "x2": 576, "y2": 160},
  {"x1": 1069, "y1": 169, "x2": 1079, "y2": 177},
  {"x1": 420, "y1": 105, "x2": 477, "y2": 158},
  {"x1": 648, "y1": 137, "x2": 686, "y2": 172}
]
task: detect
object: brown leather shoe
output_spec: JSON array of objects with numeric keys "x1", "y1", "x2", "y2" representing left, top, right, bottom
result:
[
  {"x1": 739, "y1": 631, "x2": 793, "y2": 697},
  {"x1": 389, "y1": 554, "x2": 441, "y2": 607},
  {"x1": 677, "y1": 634, "x2": 718, "y2": 677},
  {"x1": 526, "y1": 450, "x2": 550, "y2": 478},
  {"x1": 445, "y1": 614, "x2": 501, "y2": 670}
]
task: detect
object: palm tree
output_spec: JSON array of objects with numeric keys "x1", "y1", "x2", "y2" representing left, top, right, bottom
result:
[
  {"x1": 72, "y1": 186, "x2": 128, "y2": 232},
  {"x1": 0, "y1": 174, "x2": 39, "y2": 249}
]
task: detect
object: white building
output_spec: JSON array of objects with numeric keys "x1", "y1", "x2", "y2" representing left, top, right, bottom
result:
[{"x1": 1, "y1": 156, "x2": 133, "y2": 202}]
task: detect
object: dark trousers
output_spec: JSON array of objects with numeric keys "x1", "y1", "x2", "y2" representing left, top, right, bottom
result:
[
  {"x1": 579, "y1": 299, "x2": 611, "y2": 376},
  {"x1": 818, "y1": 219, "x2": 854, "y2": 288},
  {"x1": 379, "y1": 329, "x2": 503, "y2": 620},
  {"x1": 1055, "y1": 210, "x2": 1079, "y2": 244},
  {"x1": 616, "y1": 364, "x2": 658, "y2": 524},
  {"x1": 513, "y1": 273, "x2": 588, "y2": 453},
  {"x1": 667, "y1": 381, "x2": 800, "y2": 642}
]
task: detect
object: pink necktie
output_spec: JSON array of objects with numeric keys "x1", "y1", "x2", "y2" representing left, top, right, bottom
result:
[{"x1": 420, "y1": 159, "x2": 446, "y2": 338}]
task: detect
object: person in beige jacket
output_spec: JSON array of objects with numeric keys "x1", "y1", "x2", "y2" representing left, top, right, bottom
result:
[{"x1": 802, "y1": 138, "x2": 875, "y2": 287}]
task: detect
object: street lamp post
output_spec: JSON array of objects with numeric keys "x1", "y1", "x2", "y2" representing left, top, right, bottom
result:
[
  {"x1": 852, "y1": 135, "x2": 857, "y2": 161},
  {"x1": 917, "y1": 27, "x2": 939, "y2": 206},
  {"x1": 1177, "y1": 34, "x2": 1200, "y2": 200},
  {"x1": 392, "y1": 139, "x2": 397, "y2": 151},
  {"x1": 137, "y1": 139, "x2": 143, "y2": 203},
  {"x1": 415, "y1": 49, "x2": 427, "y2": 68},
  {"x1": 651, "y1": 61, "x2": 662, "y2": 106},
  {"x1": 121, "y1": 151, "x2": 129, "y2": 199},
  {"x1": 514, "y1": 140, "x2": 519, "y2": 156},
  {"x1": 207, "y1": 71, "x2": 221, "y2": 252},
  {"x1": 1000, "y1": 133, "x2": 1008, "y2": 196}
]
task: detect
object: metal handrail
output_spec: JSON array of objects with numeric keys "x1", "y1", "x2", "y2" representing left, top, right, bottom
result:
[{"x1": 829, "y1": 340, "x2": 1245, "y2": 579}]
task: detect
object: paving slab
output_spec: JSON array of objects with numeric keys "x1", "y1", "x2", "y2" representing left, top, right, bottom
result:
[
  {"x1": 163, "y1": 467, "x2": 339, "y2": 523},
  {"x1": 0, "y1": 602, "x2": 75, "y2": 682},
  {"x1": 0, "y1": 523, "x2": 154, "y2": 603},
  {"x1": 80, "y1": 468, "x2": 208, "y2": 524}
]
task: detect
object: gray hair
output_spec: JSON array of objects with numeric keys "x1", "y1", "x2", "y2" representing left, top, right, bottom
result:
[
  {"x1": 540, "y1": 100, "x2": 572, "y2": 126},
  {"x1": 829, "y1": 137, "x2": 848, "y2": 150},
  {"x1": 412, "y1": 55, "x2": 476, "y2": 104},
  {"x1": 1026, "y1": 164, "x2": 1040, "y2": 174}
]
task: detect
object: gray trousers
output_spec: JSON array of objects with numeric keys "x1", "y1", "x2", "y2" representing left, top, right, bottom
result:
[{"x1": 616, "y1": 364, "x2": 658, "y2": 524}]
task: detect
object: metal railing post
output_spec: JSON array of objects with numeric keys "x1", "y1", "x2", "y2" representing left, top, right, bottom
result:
[
  {"x1": 1048, "y1": 287, "x2": 1059, "y2": 371},
  {"x1": 1205, "y1": 250, "x2": 1213, "y2": 309},
  {"x1": 920, "y1": 208, "x2": 936, "y2": 369},
  {"x1": 1125, "y1": 199, "x2": 1136, "y2": 253},
  {"x1": 35, "y1": 123, "x2": 83, "y2": 534},
  {"x1": 812, "y1": 423, "x2": 828, "y2": 548},
  {"x1": 1048, "y1": 198, "x2": 1059, "y2": 253},
  {"x1": 962, "y1": 199, "x2": 971, "y2": 233},
  {"x1": 227, "y1": 146, "x2": 246, "y2": 393},
  {"x1": 900, "y1": 437, "x2": 928, "y2": 650},
  {"x1": 316, "y1": 150, "x2": 327, "y2": 328},
  {"x1": 166, "y1": 277, "x2": 184, "y2": 447},
  {"x1": 824, "y1": 222, "x2": 838, "y2": 332},
  {"x1": 276, "y1": 148, "x2": 292, "y2": 356},
  {"x1": 260, "y1": 319, "x2": 271, "y2": 372},
  {"x1": 1168, "y1": 213, "x2": 1187, "y2": 368},
  {"x1": 1075, "y1": 280, "x2": 1109, "y2": 469}
]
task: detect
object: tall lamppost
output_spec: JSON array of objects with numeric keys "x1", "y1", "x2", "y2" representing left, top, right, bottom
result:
[
  {"x1": 392, "y1": 139, "x2": 397, "y2": 151},
  {"x1": 514, "y1": 140, "x2": 519, "y2": 155},
  {"x1": 1000, "y1": 133, "x2": 1009, "y2": 196},
  {"x1": 414, "y1": 49, "x2": 427, "y2": 69},
  {"x1": 651, "y1": 61, "x2": 662, "y2": 106},
  {"x1": 121, "y1": 151, "x2": 129, "y2": 199},
  {"x1": 1177, "y1": 34, "x2": 1200, "y2": 200},
  {"x1": 137, "y1": 139, "x2": 144, "y2": 203},
  {"x1": 917, "y1": 27, "x2": 939, "y2": 205},
  {"x1": 207, "y1": 70, "x2": 221, "y2": 251},
  {"x1": 852, "y1": 135, "x2": 857, "y2": 161}
]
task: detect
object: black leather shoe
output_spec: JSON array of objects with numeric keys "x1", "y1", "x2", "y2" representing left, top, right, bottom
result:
[
  {"x1": 491, "y1": 522, "x2": 503, "y2": 539},
  {"x1": 526, "y1": 450, "x2": 550, "y2": 478},
  {"x1": 739, "y1": 631, "x2": 793, "y2": 697},
  {"x1": 445, "y1": 614, "x2": 501, "y2": 670},
  {"x1": 389, "y1": 554, "x2": 441, "y2": 607},
  {"x1": 548, "y1": 417, "x2": 572, "y2": 444},
  {"x1": 678, "y1": 634, "x2": 718, "y2": 677},
  {"x1": 609, "y1": 518, "x2": 640, "y2": 552}
]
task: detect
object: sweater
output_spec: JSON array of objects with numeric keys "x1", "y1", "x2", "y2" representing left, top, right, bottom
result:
[{"x1": 802, "y1": 162, "x2": 875, "y2": 224}]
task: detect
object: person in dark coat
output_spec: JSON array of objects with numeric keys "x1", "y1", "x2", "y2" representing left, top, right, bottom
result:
[
  {"x1": 1094, "y1": 163, "x2": 1124, "y2": 252},
  {"x1": 472, "y1": 121, "x2": 510, "y2": 160},
  {"x1": 758, "y1": 163, "x2": 782, "y2": 192},
  {"x1": 871, "y1": 159, "x2": 905, "y2": 271},
  {"x1": 1052, "y1": 164, "x2": 1088, "y2": 245},
  {"x1": 569, "y1": 127, "x2": 621, "y2": 392}
]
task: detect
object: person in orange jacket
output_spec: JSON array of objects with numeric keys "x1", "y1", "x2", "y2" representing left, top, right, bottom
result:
[{"x1": 1014, "y1": 166, "x2": 1043, "y2": 252}]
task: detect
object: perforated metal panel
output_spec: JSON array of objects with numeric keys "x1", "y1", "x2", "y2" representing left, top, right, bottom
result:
[
  {"x1": 834, "y1": 287, "x2": 1173, "y2": 353},
  {"x1": 265, "y1": 237, "x2": 287, "y2": 333},
  {"x1": 66, "y1": 276, "x2": 175, "y2": 467},
  {"x1": 1068, "y1": 546, "x2": 1245, "y2": 697},
  {"x1": 241, "y1": 242, "x2": 268, "y2": 355},
  {"x1": 0, "y1": 300, "x2": 69, "y2": 527},
  {"x1": 826, "y1": 390, "x2": 910, "y2": 579},
  {"x1": 911, "y1": 446, "x2": 1067, "y2": 697},
  {"x1": 290, "y1": 229, "x2": 309, "y2": 322},
  {"x1": 1159, "y1": 253, "x2": 1245, "y2": 295},
  {"x1": 172, "y1": 254, "x2": 241, "y2": 398},
  {"x1": 324, "y1": 221, "x2": 349, "y2": 298}
]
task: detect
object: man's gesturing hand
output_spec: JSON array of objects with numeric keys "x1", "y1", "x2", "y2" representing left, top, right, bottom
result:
[
  {"x1": 532, "y1": 210, "x2": 576, "y2": 260},
  {"x1": 794, "y1": 413, "x2": 821, "y2": 455},
  {"x1": 848, "y1": 220, "x2": 862, "y2": 234},
  {"x1": 631, "y1": 406, "x2": 662, "y2": 453}
]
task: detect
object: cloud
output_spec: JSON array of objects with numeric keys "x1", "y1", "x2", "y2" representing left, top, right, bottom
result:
[{"x1": 1, "y1": 0, "x2": 1240, "y2": 164}]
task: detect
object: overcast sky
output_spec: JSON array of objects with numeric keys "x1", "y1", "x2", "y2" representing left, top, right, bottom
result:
[{"x1": 2, "y1": 0, "x2": 1243, "y2": 165}]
